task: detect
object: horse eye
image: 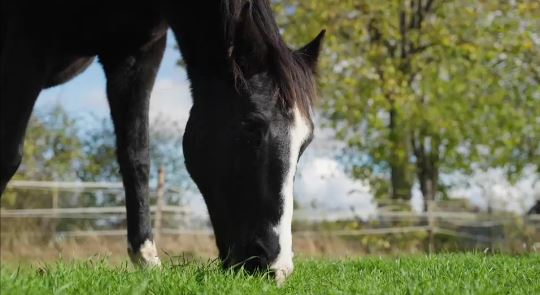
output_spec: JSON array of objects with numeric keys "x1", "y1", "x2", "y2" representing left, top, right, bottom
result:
[
  {"x1": 239, "y1": 119, "x2": 266, "y2": 145},
  {"x1": 242, "y1": 117, "x2": 267, "y2": 131},
  {"x1": 241, "y1": 120, "x2": 259, "y2": 132}
]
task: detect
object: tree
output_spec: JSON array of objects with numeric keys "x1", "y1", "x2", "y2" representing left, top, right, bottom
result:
[
  {"x1": 77, "y1": 115, "x2": 118, "y2": 182},
  {"x1": 8, "y1": 104, "x2": 193, "y2": 204},
  {"x1": 3, "y1": 105, "x2": 194, "y2": 233},
  {"x1": 276, "y1": 0, "x2": 540, "y2": 208},
  {"x1": 14, "y1": 104, "x2": 84, "y2": 181},
  {"x1": 80, "y1": 114, "x2": 194, "y2": 193},
  {"x1": 2, "y1": 105, "x2": 86, "y2": 238},
  {"x1": 147, "y1": 116, "x2": 193, "y2": 192}
]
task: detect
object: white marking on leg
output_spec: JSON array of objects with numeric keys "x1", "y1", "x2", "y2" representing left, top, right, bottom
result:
[
  {"x1": 128, "y1": 239, "x2": 161, "y2": 267},
  {"x1": 271, "y1": 106, "x2": 311, "y2": 285}
]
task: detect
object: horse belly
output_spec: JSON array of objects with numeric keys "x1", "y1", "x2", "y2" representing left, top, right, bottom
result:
[
  {"x1": 44, "y1": 56, "x2": 96, "y2": 89},
  {"x1": 3, "y1": 1, "x2": 167, "y2": 55}
]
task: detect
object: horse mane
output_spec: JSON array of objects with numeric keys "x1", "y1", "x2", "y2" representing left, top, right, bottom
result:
[{"x1": 222, "y1": 0, "x2": 316, "y2": 117}]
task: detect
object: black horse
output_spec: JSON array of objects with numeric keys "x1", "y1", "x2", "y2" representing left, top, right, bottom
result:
[{"x1": 0, "y1": 0, "x2": 323, "y2": 282}]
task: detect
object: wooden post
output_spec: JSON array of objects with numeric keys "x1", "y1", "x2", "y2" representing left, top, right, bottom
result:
[
  {"x1": 154, "y1": 166, "x2": 166, "y2": 243},
  {"x1": 52, "y1": 185, "x2": 59, "y2": 210},
  {"x1": 51, "y1": 184, "x2": 59, "y2": 237},
  {"x1": 427, "y1": 199, "x2": 435, "y2": 254}
]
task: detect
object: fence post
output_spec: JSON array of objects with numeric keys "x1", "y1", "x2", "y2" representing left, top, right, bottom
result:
[
  {"x1": 52, "y1": 185, "x2": 59, "y2": 210},
  {"x1": 427, "y1": 200, "x2": 435, "y2": 254},
  {"x1": 51, "y1": 184, "x2": 59, "y2": 237},
  {"x1": 154, "y1": 166, "x2": 166, "y2": 243}
]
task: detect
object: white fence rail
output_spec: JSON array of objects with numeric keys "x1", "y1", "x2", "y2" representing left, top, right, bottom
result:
[
  {"x1": 2, "y1": 180, "x2": 539, "y2": 251},
  {"x1": 0, "y1": 206, "x2": 191, "y2": 218},
  {"x1": 7, "y1": 180, "x2": 124, "y2": 190}
]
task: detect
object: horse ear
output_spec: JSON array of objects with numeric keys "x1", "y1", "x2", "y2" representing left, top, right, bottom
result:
[
  {"x1": 228, "y1": 1, "x2": 267, "y2": 67},
  {"x1": 295, "y1": 29, "x2": 326, "y2": 71}
]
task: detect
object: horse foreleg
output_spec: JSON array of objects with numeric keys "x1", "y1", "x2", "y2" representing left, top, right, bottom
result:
[
  {"x1": 0, "y1": 40, "x2": 45, "y2": 195},
  {"x1": 100, "y1": 35, "x2": 167, "y2": 267}
]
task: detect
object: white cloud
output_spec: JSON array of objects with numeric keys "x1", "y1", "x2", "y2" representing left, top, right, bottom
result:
[
  {"x1": 293, "y1": 123, "x2": 377, "y2": 220},
  {"x1": 293, "y1": 120, "x2": 539, "y2": 218},
  {"x1": 149, "y1": 78, "x2": 193, "y2": 127},
  {"x1": 449, "y1": 166, "x2": 539, "y2": 214},
  {"x1": 295, "y1": 157, "x2": 377, "y2": 220}
]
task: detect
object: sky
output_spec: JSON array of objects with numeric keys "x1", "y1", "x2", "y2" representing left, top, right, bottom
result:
[
  {"x1": 36, "y1": 31, "x2": 191, "y2": 123},
  {"x1": 34, "y1": 31, "x2": 539, "y2": 218}
]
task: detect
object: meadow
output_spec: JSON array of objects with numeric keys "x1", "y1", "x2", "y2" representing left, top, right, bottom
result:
[{"x1": 1, "y1": 253, "x2": 539, "y2": 294}]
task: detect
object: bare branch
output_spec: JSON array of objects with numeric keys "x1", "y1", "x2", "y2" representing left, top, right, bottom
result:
[
  {"x1": 399, "y1": 2, "x2": 409, "y2": 59},
  {"x1": 368, "y1": 18, "x2": 397, "y2": 57},
  {"x1": 424, "y1": 0, "x2": 435, "y2": 13},
  {"x1": 410, "y1": 42, "x2": 434, "y2": 54}
]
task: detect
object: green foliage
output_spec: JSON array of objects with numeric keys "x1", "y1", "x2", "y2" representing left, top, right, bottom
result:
[
  {"x1": 276, "y1": 0, "x2": 540, "y2": 202},
  {"x1": 14, "y1": 105, "x2": 192, "y2": 189},
  {"x1": 147, "y1": 116, "x2": 193, "y2": 190},
  {"x1": 1, "y1": 254, "x2": 539, "y2": 294},
  {"x1": 15, "y1": 105, "x2": 84, "y2": 181},
  {"x1": 2, "y1": 104, "x2": 195, "y2": 217},
  {"x1": 77, "y1": 115, "x2": 118, "y2": 182},
  {"x1": 3, "y1": 105, "x2": 195, "y2": 238}
]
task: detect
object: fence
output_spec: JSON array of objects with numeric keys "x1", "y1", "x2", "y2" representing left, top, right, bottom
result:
[
  {"x1": 1, "y1": 177, "x2": 539, "y2": 254},
  {"x1": 0, "y1": 169, "x2": 204, "y2": 237}
]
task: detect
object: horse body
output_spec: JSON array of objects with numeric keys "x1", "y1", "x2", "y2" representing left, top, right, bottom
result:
[
  {"x1": 1, "y1": 1, "x2": 168, "y2": 85},
  {"x1": 1, "y1": 0, "x2": 323, "y2": 282}
]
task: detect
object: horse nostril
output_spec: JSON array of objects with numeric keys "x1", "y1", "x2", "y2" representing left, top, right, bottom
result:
[
  {"x1": 241, "y1": 238, "x2": 272, "y2": 273},
  {"x1": 236, "y1": 232, "x2": 280, "y2": 273}
]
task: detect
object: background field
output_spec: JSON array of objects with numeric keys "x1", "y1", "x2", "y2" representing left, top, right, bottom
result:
[{"x1": 1, "y1": 254, "x2": 539, "y2": 294}]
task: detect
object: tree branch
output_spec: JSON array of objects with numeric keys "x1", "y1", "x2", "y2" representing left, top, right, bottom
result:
[
  {"x1": 424, "y1": 0, "x2": 435, "y2": 13},
  {"x1": 368, "y1": 18, "x2": 397, "y2": 57},
  {"x1": 410, "y1": 42, "x2": 434, "y2": 54},
  {"x1": 399, "y1": 2, "x2": 409, "y2": 59}
]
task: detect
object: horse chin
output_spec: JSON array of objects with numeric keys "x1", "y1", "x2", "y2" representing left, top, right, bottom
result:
[
  {"x1": 273, "y1": 267, "x2": 293, "y2": 287},
  {"x1": 270, "y1": 254, "x2": 294, "y2": 286},
  {"x1": 222, "y1": 254, "x2": 294, "y2": 286}
]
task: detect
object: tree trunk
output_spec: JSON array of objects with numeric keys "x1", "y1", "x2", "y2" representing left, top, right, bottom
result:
[
  {"x1": 376, "y1": 0, "x2": 438, "y2": 201},
  {"x1": 390, "y1": 155, "x2": 413, "y2": 200},
  {"x1": 419, "y1": 168, "x2": 437, "y2": 212},
  {"x1": 389, "y1": 106, "x2": 413, "y2": 200},
  {"x1": 412, "y1": 134, "x2": 439, "y2": 211}
]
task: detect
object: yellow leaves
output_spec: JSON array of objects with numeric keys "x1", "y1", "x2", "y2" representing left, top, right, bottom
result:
[
  {"x1": 343, "y1": 76, "x2": 357, "y2": 86},
  {"x1": 387, "y1": 78, "x2": 398, "y2": 88},
  {"x1": 459, "y1": 43, "x2": 479, "y2": 60},
  {"x1": 522, "y1": 38, "x2": 534, "y2": 50},
  {"x1": 461, "y1": 44, "x2": 477, "y2": 54},
  {"x1": 366, "y1": 44, "x2": 387, "y2": 60},
  {"x1": 464, "y1": 6, "x2": 476, "y2": 16},
  {"x1": 440, "y1": 35, "x2": 452, "y2": 47},
  {"x1": 386, "y1": 65, "x2": 396, "y2": 75},
  {"x1": 518, "y1": 2, "x2": 540, "y2": 14}
]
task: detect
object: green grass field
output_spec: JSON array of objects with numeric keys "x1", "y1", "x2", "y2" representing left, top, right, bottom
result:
[{"x1": 1, "y1": 253, "x2": 539, "y2": 294}]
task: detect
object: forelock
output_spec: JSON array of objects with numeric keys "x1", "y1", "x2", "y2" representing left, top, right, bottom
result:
[{"x1": 223, "y1": 0, "x2": 317, "y2": 119}]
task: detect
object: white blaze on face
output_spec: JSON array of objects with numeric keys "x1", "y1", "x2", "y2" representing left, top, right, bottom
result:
[{"x1": 271, "y1": 105, "x2": 311, "y2": 285}]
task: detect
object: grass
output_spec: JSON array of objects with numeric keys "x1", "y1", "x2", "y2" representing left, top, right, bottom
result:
[{"x1": 1, "y1": 253, "x2": 539, "y2": 294}]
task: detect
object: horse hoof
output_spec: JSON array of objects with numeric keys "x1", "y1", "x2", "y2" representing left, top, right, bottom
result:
[{"x1": 128, "y1": 239, "x2": 161, "y2": 268}]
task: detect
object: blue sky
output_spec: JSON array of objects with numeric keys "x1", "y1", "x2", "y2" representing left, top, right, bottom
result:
[{"x1": 36, "y1": 31, "x2": 190, "y2": 124}]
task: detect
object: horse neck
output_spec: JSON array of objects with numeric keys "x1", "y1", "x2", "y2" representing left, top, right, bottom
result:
[{"x1": 166, "y1": 2, "x2": 231, "y2": 80}]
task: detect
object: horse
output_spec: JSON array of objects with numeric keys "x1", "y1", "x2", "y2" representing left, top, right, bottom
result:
[{"x1": 0, "y1": 0, "x2": 324, "y2": 282}]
